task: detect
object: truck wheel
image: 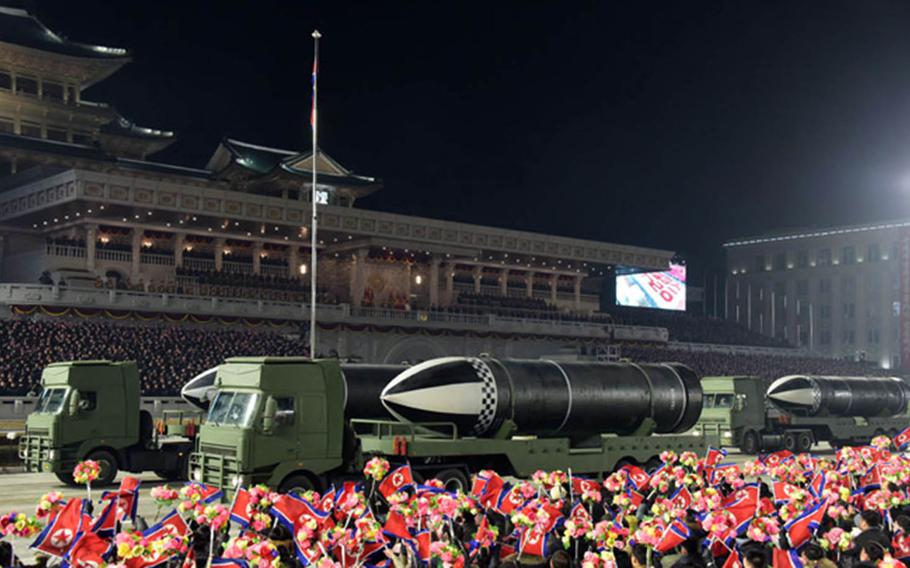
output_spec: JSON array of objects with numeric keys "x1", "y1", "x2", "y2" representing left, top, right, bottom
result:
[
  {"x1": 279, "y1": 473, "x2": 320, "y2": 495},
  {"x1": 796, "y1": 432, "x2": 813, "y2": 453},
  {"x1": 86, "y1": 450, "x2": 118, "y2": 486},
  {"x1": 434, "y1": 469, "x2": 469, "y2": 493},
  {"x1": 54, "y1": 471, "x2": 80, "y2": 487},
  {"x1": 741, "y1": 431, "x2": 759, "y2": 455},
  {"x1": 783, "y1": 433, "x2": 797, "y2": 453}
]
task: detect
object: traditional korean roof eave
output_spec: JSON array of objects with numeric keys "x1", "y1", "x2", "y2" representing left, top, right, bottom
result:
[{"x1": 0, "y1": 4, "x2": 130, "y2": 60}]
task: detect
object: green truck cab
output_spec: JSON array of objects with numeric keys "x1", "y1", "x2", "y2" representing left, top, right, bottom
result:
[
  {"x1": 19, "y1": 361, "x2": 197, "y2": 485},
  {"x1": 696, "y1": 375, "x2": 909, "y2": 454},
  {"x1": 190, "y1": 357, "x2": 709, "y2": 493}
]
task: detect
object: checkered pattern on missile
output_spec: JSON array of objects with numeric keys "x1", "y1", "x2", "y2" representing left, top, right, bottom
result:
[
  {"x1": 811, "y1": 384, "x2": 821, "y2": 412},
  {"x1": 469, "y1": 357, "x2": 497, "y2": 435}
]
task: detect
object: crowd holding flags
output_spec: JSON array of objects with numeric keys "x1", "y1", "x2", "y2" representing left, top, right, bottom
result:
[{"x1": 8, "y1": 437, "x2": 910, "y2": 567}]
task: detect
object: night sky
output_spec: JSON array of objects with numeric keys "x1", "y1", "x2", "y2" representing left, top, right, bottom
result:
[{"x1": 36, "y1": 1, "x2": 910, "y2": 282}]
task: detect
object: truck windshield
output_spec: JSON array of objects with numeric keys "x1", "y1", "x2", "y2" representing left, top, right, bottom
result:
[
  {"x1": 715, "y1": 394, "x2": 734, "y2": 408},
  {"x1": 208, "y1": 391, "x2": 259, "y2": 427},
  {"x1": 35, "y1": 387, "x2": 67, "y2": 414}
]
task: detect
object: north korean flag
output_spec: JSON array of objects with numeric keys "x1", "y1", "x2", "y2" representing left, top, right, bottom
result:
[
  {"x1": 90, "y1": 498, "x2": 117, "y2": 538},
  {"x1": 627, "y1": 489, "x2": 645, "y2": 509},
  {"x1": 145, "y1": 510, "x2": 190, "y2": 541},
  {"x1": 860, "y1": 465, "x2": 882, "y2": 491},
  {"x1": 709, "y1": 463, "x2": 740, "y2": 486},
  {"x1": 499, "y1": 543, "x2": 516, "y2": 560},
  {"x1": 99, "y1": 476, "x2": 142, "y2": 526},
  {"x1": 479, "y1": 476, "x2": 506, "y2": 510},
  {"x1": 31, "y1": 498, "x2": 85, "y2": 559},
  {"x1": 230, "y1": 487, "x2": 253, "y2": 527},
  {"x1": 413, "y1": 530, "x2": 431, "y2": 564},
  {"x1": 382, "y1": 510, "x2": 413, "y2": 541},
  {"x1": 858, "y1": 446, "x2": 881, "y2": 463},
  {"x1": 772, "y1": 549, "x2": 803, "y2": 568},
  {"x1": 621, "y1": 464, "x2": 650, "y2": 491},
  {"x1": 669, "y1": 486, "x2": 693, "y2": 511},
  {"x1": 784, "y1": 499, "x2": 827, "y2": 548},
  {"x1": 294, "y1": 537, "x2": 322, "y2": 567},
  {"x1": 518, "y1": 528, "x2": 548, "y2": 557},
  {"x1": 894, "y1": 533, "x2": 910, "y2": 563},
  {"x1": 772, "y1": 482, "x2": 801, "y2": 504},
  {"x1": 271, "y1": 494, "x2": 329, "y2": 531},
  {"x1": 724, "y1": 484, "x2": 760, "y2": 534},
  {"x1": 722, "y1": 551, "x2": 743, "y2": 568},
  {"x1": 319, "y1": 487, "x2": 335, "y2": 513},
  {"x1": 809, "y1": 472, "x2": 827, "y2": 499},
  {"x1": 895, "y1": 426, "x2": 910, "y2": 450},
  {"x1": 762, "y1": 450, "x2": 794, "y2": 467},
  {"x1": 655, "y1": 520, "x2": 691, "y2": 554},
  {"x1": 471, "y1": 470, "x2": 503, "y2": 498},
  {"x1": 496, "y1": 485, "x2": 526, "y2": 516},
  {"x1": 571, "y1": 477, "x2": 600, "y2": 497},
  {"x1": 334, "y1": 481, "x2": 362, "y2": 506},
  {"x1": 63, "y1": 531, "x2": 111, "y2": 568},
  {"x1": 184, "y1": 482, "x2": 223, "y2": 504},
  {"x1": 379, "y1": 465, "x2": 414, "y2": 498}
]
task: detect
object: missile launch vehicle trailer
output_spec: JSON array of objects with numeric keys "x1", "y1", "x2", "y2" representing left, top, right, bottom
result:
[
  {"x1": 189, "y1": 357, "x2": 708, "y2": 493},
  {"x1": 19, "y1": 361, "x2": 200, "y2": 485},
  {"x1": 696, "y1": 376, "x2": 910, "y2": 454}
]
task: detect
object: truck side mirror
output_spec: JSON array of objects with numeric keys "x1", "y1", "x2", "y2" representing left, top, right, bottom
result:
[
  {"x1": 68, "y1": 389, "x2": 81, "y2": 417},
  {"x1": 262, "y1": 396, "x2": 278, "y2": 435}
]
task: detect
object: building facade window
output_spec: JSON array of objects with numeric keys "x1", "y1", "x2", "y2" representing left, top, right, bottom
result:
[
  {"x1": 796, "y1": 280, "x2": 808, "y2": 296},
  {"x1": 818, "y1": 249, "x2": 831, "y2": 266},
  {"x1": 842, "y1": 302, "x2": 855, "y2": 318},
  {"x1": 0, "y1": 116, "x2": 13, "y2": 134},
  {"x1": 867, "y1": 243, "x2": 880, "y2": 263},
  {"x1": 797, "y1": 250, "x2": 809, "y2": 268},
  {"x1": 46, "y1": 127, "x2": 66, "y2": 142},
  {"x1": 0, "y1": 70, "x2": 10, "y2": 91},
  {"x1": 42, "y1": 81, "x2": 64, "y2": 101},
  {"x1": 819, "y1": 278, "x2": 831, "y2": 294},
  {"x1": 20, "y1": 122, "x2": 40, "y2": 138},
  {"x1": 754, "y1": 255, "x2": 765, "y2": 272},
  {"x1": 16, "y1": 75, "x2": 37, "y2": 96},
  {"x1": 773, "y1": 253, "x2": 786, "y2": 270},
  {"x1": 842, "y1": 246, "x2": 855, "y2": 265},
  {"x1": 868, "y1": 329, "x2": 880, "y2": 344},
  {"x1": 820, "y1": 304, "x2": 831, "y2": 319}
]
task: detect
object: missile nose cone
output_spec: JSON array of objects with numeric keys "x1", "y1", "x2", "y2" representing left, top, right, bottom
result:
[
  {"x1": 381, "y1": 357, "x2": 499, "y2": 436},
  {"x1": 181, "y1": 367, "x2": 219, "y2": 411},
  {"x1": 767, "y1": 376, "x2": 819, "y2": 411}
]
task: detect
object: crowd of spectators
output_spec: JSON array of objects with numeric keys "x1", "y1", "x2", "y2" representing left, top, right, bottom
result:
[
  {"x1": 607, "y1": 307, "x2": 790, "y2": 348},
  {"x1": 620, "y1": 342, "x2": 894, "y2": 381},
  {"x1": 0, "y1": 319, "x2": 308, "y2": 396}
]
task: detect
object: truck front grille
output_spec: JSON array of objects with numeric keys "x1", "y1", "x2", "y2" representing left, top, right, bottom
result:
[{"x1": 199, "y1": 443, "x2": 235, "y2": 457}]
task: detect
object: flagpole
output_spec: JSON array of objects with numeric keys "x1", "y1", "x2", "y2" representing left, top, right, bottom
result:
[{"x1": 309, "y1": 29, "x2": 321, "y2": 360}]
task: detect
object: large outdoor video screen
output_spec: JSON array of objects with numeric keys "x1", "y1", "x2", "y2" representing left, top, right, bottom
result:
[{"x1": 615, "y1": 263, "x2": 687, "y2": 311}]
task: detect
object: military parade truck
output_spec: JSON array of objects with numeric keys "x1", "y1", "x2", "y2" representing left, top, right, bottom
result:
[
  {"x1": 695, "y1": 375, "x2": 910, "y2": 454},
  {"x1": 19, "y1": 361, "x2": 199, "y2": 485},
  {"x1": 189, "y1": 357, "x2": 708, "y2": 493}
]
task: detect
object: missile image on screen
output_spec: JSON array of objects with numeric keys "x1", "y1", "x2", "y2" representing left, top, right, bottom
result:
[
  {"x1": 766, "y1": 375, "x2": 910, "y2": 418},
  {"x1": 380, "y1": 356, "x2": 703, "y2": 438}
]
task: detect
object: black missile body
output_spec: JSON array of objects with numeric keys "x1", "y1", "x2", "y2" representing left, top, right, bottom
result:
[
  {"x1": 181, "y1": 363, "x2": 405, "y2": 419},
  {"x1": 380, "y1": 356, "x2": 703, "y2": 437},
  {"x1": 766, "y1": 375, "x2": 910, "y2": 418}
]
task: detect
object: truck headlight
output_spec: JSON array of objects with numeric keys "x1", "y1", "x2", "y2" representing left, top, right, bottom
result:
[
  {"x1": 230, "y1": 474, "x2": 243, "y2": 488},
  {"x1": 192, "y1": 468, "x2": 203, "y2": 482},
  {"x1": 48, "y1": 449, "x2": 58, "y2": 461}
]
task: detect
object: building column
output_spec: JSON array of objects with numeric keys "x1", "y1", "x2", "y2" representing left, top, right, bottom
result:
[
  {"x1": 174, "y1": 233, "x2": 185, "y2": 268},
  {"x1": 499, "y1": 268, "x2": 509, "y2": 296},
  {"x1": 473, "y1": 266, "x2": 482, "y2": 294},
  {"x1": 574, "y1": 275, "x2": 583, "y2": 310},
  {"x1": 85, "y1": 224, "x2": 97, "y2": 272},
  {"x1": 288, "y1": 246, "x2": 300, "y2": 278},
  {"x1": 444, "y1": 262, "x2": 455, "y2": 307},
  {"x1": 252, "y1": 242, "x2": 263, "y2": 275},
  {"x1": 130, "y1": 229, "x2": 142, "y2": 280},
  {"x1": 350, "y1": 247, "x2": 367, "y2": 307},
  {"x1": 214, "y1": 238, "x2": 225, "y2": 271},
  {"x1": 549, "y1": 274, "x2": 558, "y2": 304},
  {"x1": 429, "y1": 255, "x2": 441, "y2": 307},
  {"x1": 525, "y1": 271, "x2": 535, "y2": 298}
]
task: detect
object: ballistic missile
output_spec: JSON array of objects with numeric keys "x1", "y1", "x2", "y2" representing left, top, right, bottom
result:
[
  {"x1": 766, "y1": 375, "x2": 910, "y2": 418},
  {"x1": 380, "y1": 356, "x2": 703, "y2": 437},
  {"x1": 181, "y1": 363, "x2": 405, "y2": 419}
]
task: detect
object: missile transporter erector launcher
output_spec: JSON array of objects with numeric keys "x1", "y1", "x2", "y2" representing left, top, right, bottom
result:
[
  {"x1": 190, "y1": 357, "x2": 709, "y2": 493},
  {"x1": 695, "y1": 375, "x2": 910, "y2": 454}
]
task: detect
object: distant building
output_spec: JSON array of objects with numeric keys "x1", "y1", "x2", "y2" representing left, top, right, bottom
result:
[{"x1": 724, "y1": 220, "x2": 910, "y2": 369}]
